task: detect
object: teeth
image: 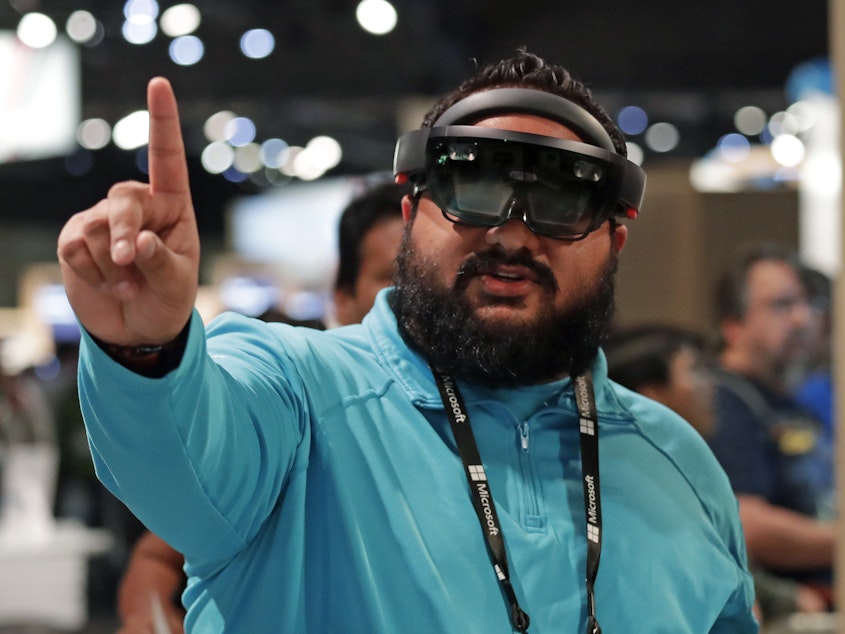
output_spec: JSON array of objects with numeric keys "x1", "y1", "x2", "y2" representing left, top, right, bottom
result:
[{"x1": 495, "y1": 272, "x2": 522, "y2": 280}]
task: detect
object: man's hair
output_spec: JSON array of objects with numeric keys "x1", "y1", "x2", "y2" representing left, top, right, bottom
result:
[
  {"x1": 421, "y1": 49, "x2": 627, "y2": 156},
  {"x1": 335, "y1": 181, "x2": 410, "y2": 293},
  {"x1": 714, "y1": 241, "x2": 803, "y2": 323},
  {"x1": 605, "y1": 325, "x2": 705, "y2": 392}
]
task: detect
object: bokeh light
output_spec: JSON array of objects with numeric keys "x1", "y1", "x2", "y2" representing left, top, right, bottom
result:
[
  {"x1": 113, "y1": 110, "x2": 150, "y2": 150},
  {"x1": 204, "y1": 111, "x2": 237, "y2": 142},
  {"x1": 644, "y1": 122, "x2": 680, "y2": 153},
  {"x1": 122, "y1": 17, "x2": 157, "y2": 44},
  {"x1": 617, "y1": 106, "x2": 648, "y2": 136},
  {"x1": 260, "y1": 138, "x2": 290, "y2": 168},
  {"x1": 160, "y1": 4, "x2": 201, "y2": 37},
  {"x1": 625, "y1": 142, "x2": 644, "y2": 166},
  {"x1": 77, "y1": 118, "x2": 112, "y2": 150},
  {"x1": 733, "y1": 106, "x2": 767, "y2": 136},
  {"x1": 356, "y1": 0, "x2": 398, "y2": 35},
  {"x1": 225, "y1": 117, "x2": 257, "y2": 147},
  {"x1": 717, "y1": 133, "x2": 751, "y2": 163},
  {"x1": 169, "y1": 35, "x2": 204, "y2": 65},
  {"x1": 770, "y1": 134, "x2": 805, "y2": 167},
  {"x1": 66, "y1": 11, "x2": 100, "y2": 45},
  {"x1": 240, "y1": 29, "x2": 275, "y2": 59},
  {"x1": 17, "y1": 13, "x2": 57, "y2": 49},
  {"x1": 201, "y1": 141, "x2": 235, "y2": 174}
]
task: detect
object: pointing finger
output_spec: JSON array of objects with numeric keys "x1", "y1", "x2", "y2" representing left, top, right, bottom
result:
[{"x1": 147, "y1": 77, "x2": 190, "y2": 198}]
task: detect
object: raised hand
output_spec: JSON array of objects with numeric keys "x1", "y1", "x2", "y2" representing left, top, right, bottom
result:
[{"x1": 57, "y1": 77, "x2": 200, "y2": 347}]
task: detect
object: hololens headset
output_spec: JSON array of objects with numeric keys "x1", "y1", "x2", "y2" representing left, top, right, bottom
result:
[{"x1": 393, "y1": 88, "x2": 646, "y2": 240}]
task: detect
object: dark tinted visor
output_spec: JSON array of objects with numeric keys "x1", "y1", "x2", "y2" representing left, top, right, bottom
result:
[{"x1": 394, "y1": 126, "x2": 645, "y2": 240}]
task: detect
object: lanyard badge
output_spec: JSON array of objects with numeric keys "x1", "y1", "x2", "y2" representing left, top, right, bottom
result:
[{"x1": 433, "y1": 370, "x2": 603, "y2": 634}]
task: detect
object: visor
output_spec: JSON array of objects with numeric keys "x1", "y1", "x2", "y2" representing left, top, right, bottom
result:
[{"x1": 394, "y1": 125, "x2": 646, "y2": 240}]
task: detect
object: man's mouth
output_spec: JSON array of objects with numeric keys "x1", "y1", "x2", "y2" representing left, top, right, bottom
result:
[
  {"x1": 487, "y1": 266, "x2": 534, "y2": 283},
  {"x1": 454, "y1": 248, "x2": 559, "y2": 294}
]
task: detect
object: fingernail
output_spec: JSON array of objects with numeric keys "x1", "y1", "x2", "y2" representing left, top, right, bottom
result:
[{"x1": 112, "y1": 239, "x2": 131, "y2": 262}]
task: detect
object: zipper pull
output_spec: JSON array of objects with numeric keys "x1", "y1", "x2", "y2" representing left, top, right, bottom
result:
[{"x1": 519, "y1": 421, "x2": 530, "y2": 452}]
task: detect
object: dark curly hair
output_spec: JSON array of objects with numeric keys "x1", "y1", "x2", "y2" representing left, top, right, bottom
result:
[{"x1": 421, "y1": 49, "x2": 627, "y2": 156}]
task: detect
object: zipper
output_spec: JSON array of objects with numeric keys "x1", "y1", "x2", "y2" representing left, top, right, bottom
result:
[{"x1": 517, "y1": 421, "x2": 544, "y2": 529}]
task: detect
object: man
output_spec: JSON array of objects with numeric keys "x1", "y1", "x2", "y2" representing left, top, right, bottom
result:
[
  {"x1": 606, "y1": 323, "x2": 827, "y2": 623},
  {"x1": 117, "y1": 180, "x2": 407, "y2": 633},
  {"x1": 708, "y1": 241, "x2": 835, "y2": 609},
  {"x1": 332, "y1": 180, "x2": 408, "y2": 325},
  {"x1": 58, "y1": 51, "x2": 756, "y2": 632},
  {"x1": 604, "y1": 324, "x2": 715, "y2": 437}
]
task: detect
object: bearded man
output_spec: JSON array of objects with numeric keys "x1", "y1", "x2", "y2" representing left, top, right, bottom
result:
[{"x1": 58, "y1": 51, "x2": 757, "y2": 633}]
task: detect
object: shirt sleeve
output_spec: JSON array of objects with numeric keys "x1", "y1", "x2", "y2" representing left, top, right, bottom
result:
[{"x1": 77, "y1": 310, "x2": 310, "y2": 564}]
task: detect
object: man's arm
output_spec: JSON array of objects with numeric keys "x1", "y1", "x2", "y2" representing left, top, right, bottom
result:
[
  {"x1": 118, "y1": 531, "x2": 186, "y2": 634},
  {"x1": 738, "y1": 494, "x2": 835, "y2": 570}
]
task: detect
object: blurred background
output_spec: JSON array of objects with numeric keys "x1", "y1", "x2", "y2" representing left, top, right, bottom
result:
[
  {"x1": 0, "y1": 0, "x2": 839, "y2": 632},
  {"x1": 0, "y1": 0, "x2": 835, "y2": 355}
]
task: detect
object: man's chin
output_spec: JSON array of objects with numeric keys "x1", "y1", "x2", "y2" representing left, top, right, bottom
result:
[{"x1": 471, "y1": 302, "x2": 543, "y2": 328}]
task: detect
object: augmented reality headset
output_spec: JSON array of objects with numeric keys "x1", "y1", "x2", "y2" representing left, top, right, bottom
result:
[{"x1": 393, "y1": 88, "x2": 646, "y2": 240}]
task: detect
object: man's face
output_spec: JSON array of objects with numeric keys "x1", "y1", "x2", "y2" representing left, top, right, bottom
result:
[
  {"x1": 391, "y1": 114, "x2": 628, "y2": 385},
  {"x1": 334, "y1": 216, "x2": 404, "y2": 326},
  {"x1": 730, "y1": 259, "x2": 813, "y2": 380}
]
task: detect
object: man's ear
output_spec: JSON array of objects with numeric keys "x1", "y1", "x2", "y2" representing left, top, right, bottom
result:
[
  {"x1": 720, "y1": 317, "x2": 742, "y2": 347},
  {"x1": 612, "y1": 222, "x2": 628, "y2": 253},
  {"x1": 401, "y1": 195, "x2": 414, "y2": 223},
  {"x1": 333, "y1": 288, "x2": 354, "y2": 327}
]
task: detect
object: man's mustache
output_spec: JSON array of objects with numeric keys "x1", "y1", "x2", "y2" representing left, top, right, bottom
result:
[{"x1": 454, "y1": 248, "x2": 559, "y2": 293}]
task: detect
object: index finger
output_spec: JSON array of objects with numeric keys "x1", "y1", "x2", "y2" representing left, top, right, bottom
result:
[{"x1": 147, "y1": 77, "x2": 190, "y2": 197}]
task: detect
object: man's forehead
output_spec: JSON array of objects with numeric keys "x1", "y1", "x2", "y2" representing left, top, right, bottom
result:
[
  {"x1": 470, "y1": 113, "x2": 584, "y2": 143},
  {"x1": 746, "y1": 260, "x2": 807, "y2": 304}
]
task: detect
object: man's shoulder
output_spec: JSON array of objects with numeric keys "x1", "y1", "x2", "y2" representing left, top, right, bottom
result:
[
  {"x1": 604, "y1": 381, "x2": 719, "y2": 467},
  {"x1": 604, "y1": 382, "x2": 740, "y2": 527}
]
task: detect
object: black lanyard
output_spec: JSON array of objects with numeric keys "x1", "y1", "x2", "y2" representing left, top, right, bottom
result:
[{"x1": 433, "y1": 370, "x2": 603, "y2": 634}]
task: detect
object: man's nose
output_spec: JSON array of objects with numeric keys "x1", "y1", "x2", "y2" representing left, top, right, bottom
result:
[
  {"x1": 485, "y1": 219, "x2": 541, "y2": 252},
  {"x1": 484, "y1": 196, "x2": 540, "y2": 250}
]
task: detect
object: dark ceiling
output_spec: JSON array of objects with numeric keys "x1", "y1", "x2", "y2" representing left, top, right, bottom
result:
[{"x1": 0, "y1": 0, "x2": 831, "y2": 235}]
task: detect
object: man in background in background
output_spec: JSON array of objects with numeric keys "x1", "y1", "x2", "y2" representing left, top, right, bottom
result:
[
  {"x1": 332, "y1": 181, "x2": 409, "y2": 326},
  {"x1": 116, "y1": 179, "x2": 407, "y2": 633},
  {"x1": 605, "y1": 321, "x2": 827, "y2": 623},
  {"x1": 707, "y1": 241, "x2": 835, "y2": 612},
  {"x1": 604, "y1": 324, "x2": 714, "y2": 438}
]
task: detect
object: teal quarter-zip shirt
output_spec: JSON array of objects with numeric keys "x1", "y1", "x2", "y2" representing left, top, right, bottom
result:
[{"x1": 78, "y1": 289, "x2": 757, "y2": 633}]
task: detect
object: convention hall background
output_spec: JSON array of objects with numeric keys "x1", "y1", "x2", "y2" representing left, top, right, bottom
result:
[{"x1": 0, "y1": 0, "x2": 841, "y2": 632}]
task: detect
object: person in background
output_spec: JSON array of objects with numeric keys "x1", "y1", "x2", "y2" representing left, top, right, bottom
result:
[
  {"x1": 332, "y1": 180, "x2": 409, "y2": 326},
  {"x1": 116, "y1": 179, "x2": 406, "y2": 633},
  {"x1": 58, "y1": 51, "x2": 756, "y2": 631},
  {"x1": 707, "y1": 241, "x2": 834, "y2": 612},
  {"x1": 604, "y1": 324, "x2": 714, "y2": 437},
  {"x1": 605, "y1": 322, "x2": 827, "y2": 624}
]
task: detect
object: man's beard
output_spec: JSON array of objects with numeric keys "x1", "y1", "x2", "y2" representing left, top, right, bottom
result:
[{"x1": 390, "y1": 230, "x2": 619, "y2": 387}]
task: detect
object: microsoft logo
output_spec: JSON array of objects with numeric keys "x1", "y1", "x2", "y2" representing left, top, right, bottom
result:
[
  {"x1": 468, "y1": 464, "x2": 487, "y2": 482},
  {"x1": 587, "y1": 524, "x2": 600, "y2": 544},
  {"x1": 579, "y1": 417, "x2": 595, "y2": 436}
]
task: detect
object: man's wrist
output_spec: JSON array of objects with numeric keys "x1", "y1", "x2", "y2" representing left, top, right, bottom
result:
[{"x1": 91, "y1": 321, "x2": 191, "y2": 378}]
